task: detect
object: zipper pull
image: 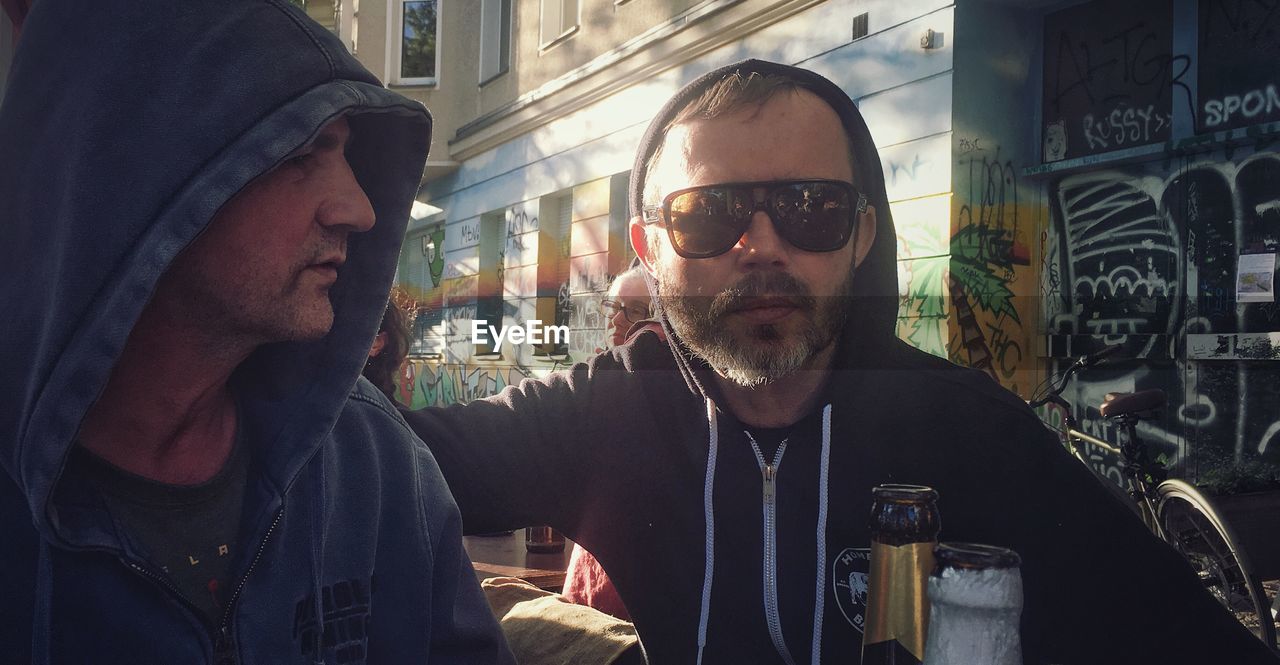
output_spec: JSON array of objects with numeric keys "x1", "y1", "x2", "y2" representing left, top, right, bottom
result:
[
  {"x1": 215, "y1": 625, "x2": 233, "y2": 656},
  {"x1": 763, "y1": 465, "x2": 776, "y2": 502}
]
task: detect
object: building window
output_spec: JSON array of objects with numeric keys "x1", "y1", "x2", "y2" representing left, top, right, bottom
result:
[
  {"x1": 293, "y1": 0, "x2": 339, "y2": 34},
  {"x1": 480, "y1": 0, "x2": 512, "y2": 84},
  {"x1": 475, "y1": 211, "x2": 506, "y2": 355},
  {"x1": 539, "y1": 0, "x2": 578, "y2": 49},
  {"x1": 393, "y1": 0, "x2": 439, "y2": 85},
  {"x1": 535, "y1": 192, "x2": 572, "y2": 356}
]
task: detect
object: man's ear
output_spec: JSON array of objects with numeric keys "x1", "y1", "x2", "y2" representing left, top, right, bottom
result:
[
  {"x1": 368, "y1": 331, "x2": 388, "y2": 359},
  {"x1": 629, "y1": 216, "x2": 660, "y2": 279},
  {"x1": 853, "y1": 205, "x2": 878, "y2": 269}
]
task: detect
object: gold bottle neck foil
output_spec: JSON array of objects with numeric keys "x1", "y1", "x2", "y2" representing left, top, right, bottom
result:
[{"x1": 863, "y1": 540, "x2": 935, "y2": 661}]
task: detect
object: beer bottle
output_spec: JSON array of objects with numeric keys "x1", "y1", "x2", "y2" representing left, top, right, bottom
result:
[
  {"x1": 921, "y1": 543, "x2": 1023, "y2": 665},
  {"x1": 863, "y1": 484, "x2": 941, "y2": 665}
]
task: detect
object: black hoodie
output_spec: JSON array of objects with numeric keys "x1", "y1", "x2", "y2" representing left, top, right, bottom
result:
[{"x1": 404, "y1": 60, "x2": 1276, "y2": 664}]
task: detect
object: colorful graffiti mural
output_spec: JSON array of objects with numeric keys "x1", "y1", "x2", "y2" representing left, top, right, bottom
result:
[
  {"x1": 900, "y1": 141, "x2": 1036, "y2": 394},
  {"x1": 395, "y1": 188, "x2": 620, "y2": 403},
  {"x1": 424, "y1": 227, "x2": 445, "y2": 288},
  {"x1": 400, "y1": 361, "x2": 538, "y2": 408}
]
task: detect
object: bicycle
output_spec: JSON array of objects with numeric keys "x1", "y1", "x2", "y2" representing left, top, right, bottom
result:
[{"x1": 1028, "y1": 345, "x2": 1277, "y2": 650}]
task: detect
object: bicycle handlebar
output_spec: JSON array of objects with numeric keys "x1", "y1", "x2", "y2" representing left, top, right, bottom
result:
[
  {"x1": 1027, "y1": 343, "x2": 1124, "y2": 408},
  {"x1": 1079, "y1": 343, "x2": 1122, "y2": 368}
]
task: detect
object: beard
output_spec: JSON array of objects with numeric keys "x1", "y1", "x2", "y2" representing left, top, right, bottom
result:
[{"x1": 658, "y1": 268, "x2": 853, "y2": 387}]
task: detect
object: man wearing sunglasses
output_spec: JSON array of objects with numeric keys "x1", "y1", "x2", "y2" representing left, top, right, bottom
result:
[{"x1": 404, "y1": 60, "x2": 1275, "y2": 664}]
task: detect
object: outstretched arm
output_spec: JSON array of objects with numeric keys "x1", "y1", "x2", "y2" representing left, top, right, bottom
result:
[
  {"x1": 407, "y1": 435, "x2": 516, "y2": 663},
  {"x1": 400, "y1": 364, "x2": 593, "y2": 536}
]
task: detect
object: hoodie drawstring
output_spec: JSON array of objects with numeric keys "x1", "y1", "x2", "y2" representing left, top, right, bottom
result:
[
  {"x1": 310, "y1": 447, "x2": 328, "y2": 665},
  {"x1": 695, "y1": 398, "x2": 719, "y2": 665},
  {"x1": 810, "y1": 404, "x2": 833, "y2": 663},
  {"x1": 697, "y1": 401, "x2": 834, "y2": 665},
  {"x1": 32, "y1": 537, "x2": 53, "y2": 664}
]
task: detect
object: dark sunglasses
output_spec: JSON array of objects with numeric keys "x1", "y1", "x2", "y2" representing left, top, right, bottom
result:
[{"x1": 643, "y1": 179, "x2": 867, "y2": 259}]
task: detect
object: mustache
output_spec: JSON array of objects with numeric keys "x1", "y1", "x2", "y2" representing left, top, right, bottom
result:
[
  {"x1": 298, "y1": 236, "x2": 348, "y2": 269},
  {"x1": 707, "y1": 272, "x2": 815, "y2": 319}
]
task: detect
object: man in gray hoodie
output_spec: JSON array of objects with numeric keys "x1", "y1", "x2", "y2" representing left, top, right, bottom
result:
[{"x1": 0, "y1": 1, "x2": 512, "y2": 662}]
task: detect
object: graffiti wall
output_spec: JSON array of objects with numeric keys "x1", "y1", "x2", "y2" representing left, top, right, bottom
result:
[
  {"x1": 1042, "y1": 138, "x2": 1280, "y2": 480},
  {"x1": 1040, "y1": 0, "x2": 1184, "y2": 163},
  {"x1": 394, "y1": 178, "x2": 627, "y2": 406},
  {"x1": 398, "y1": 225, "x2": 447, "y2": 355},
  {"x1": 898, "y1": 141, "x2": 1038, "y2": 395},
  {"x1": 951, "y1": 143, "x2": 1035, "y2": 393},
  {"x1": 398, "y1": 361, "x2": 542, "y2": 408},
  {"x1": 897, "y1": 2, "x2": 1042, "y2": 397},
  {"x1": 1198, "y1": 0, "x2": 1280, "y2": 134}
]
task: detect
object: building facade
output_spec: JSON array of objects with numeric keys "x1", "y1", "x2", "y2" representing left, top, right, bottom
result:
[
  {"x1": 351, "y1": 0, "x2": 984, "y2": 404},
  {"x1": 5, "y1": 0, "x2": 1262, "y2": 481},
  {"x1": 338, "y1": 0, "x2": 1280, "y2": 483}
]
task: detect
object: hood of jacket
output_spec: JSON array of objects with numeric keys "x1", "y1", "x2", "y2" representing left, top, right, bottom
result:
[
  {"x1": 625, "y1": 62, "x2": 900, "y2": 662},
  {"x1": 0, "y1": 0, "x2": 432, "y2": 544},
  {"x1": 627, "y1": 58, "x2": 899, "y2": 399}
]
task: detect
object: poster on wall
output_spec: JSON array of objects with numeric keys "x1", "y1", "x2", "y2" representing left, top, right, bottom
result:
[
  {"x1": 1237, "y1": 253, "x2": 1276, "y2": 304},
  {"x1": 1041, "y1": 0, "x2": 1176, "y2": 163},
  {"x1": 1198, "y1": 0, "x2": 1280, "y2": 134}
]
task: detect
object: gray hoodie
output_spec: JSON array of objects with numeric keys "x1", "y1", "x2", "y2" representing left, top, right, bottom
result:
[{"x1": 0, "y1": 1, "x2": 511, "y2": 662}]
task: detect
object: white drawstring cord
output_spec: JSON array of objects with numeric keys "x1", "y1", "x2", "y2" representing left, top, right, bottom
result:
[
  {"x1": 696, "y1": 398, "x2": 719, "y2": 665},
  {"x1": 810, "y1": 404, "x2": 833, "y2": 664}
]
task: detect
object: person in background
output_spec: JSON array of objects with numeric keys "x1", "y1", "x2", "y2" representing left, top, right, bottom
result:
[
  {"x1": 365, "y1": 296, "x2": 413, "y2": 404},
  {"x1": 561, "y1": 267, "x2": 655, "y2": 620},
  {"x1": 0, "y1": 1, "x2": 512, "y2": 662},
  {"x1": 601, "y1": 265, "x2": 654, "y2": 350}
]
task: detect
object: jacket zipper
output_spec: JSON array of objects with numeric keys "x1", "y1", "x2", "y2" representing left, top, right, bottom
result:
[
  {"x1": 747, "y1": 435, "x2": 798, "y2": 665},
  {"x1": 123, "y1": 507, "x2": 282, "y2": 664},
  {"x1": 214, "y1": 508, "x2": 285, "y2": 660}
]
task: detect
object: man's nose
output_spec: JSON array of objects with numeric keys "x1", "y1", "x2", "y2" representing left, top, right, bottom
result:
[
  {"x1": 317, "y1": 157, "x2": 376, "y2": 232},
  {"x1": 736, "y1": 210, "x2": 788, "y2": 267}
]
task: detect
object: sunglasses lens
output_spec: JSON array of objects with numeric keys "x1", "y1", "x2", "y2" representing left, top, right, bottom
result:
[
  {"x1": 771, "y1": 182, "x2": 855, "y2": 252},
  {"x1": 662, "y1": 181, "x2": 858, "y2": 258},
  {"x1": 666, "y1": 188, "x2": 748, "y2": 258}
]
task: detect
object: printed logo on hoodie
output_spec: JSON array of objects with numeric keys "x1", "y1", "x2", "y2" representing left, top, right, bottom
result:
[
  {"x1": 833, "y1": 547, "x2": 871, "y2": 632},
  {"x1": 293, "y1": 577, "x2": 374, "y2": 664}
]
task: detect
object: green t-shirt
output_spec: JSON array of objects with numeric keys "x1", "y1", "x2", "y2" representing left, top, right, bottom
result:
[{"x1": 74, "y1": 436, "x2": 249, "y2": 625}]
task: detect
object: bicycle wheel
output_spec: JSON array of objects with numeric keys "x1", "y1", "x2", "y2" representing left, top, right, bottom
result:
[{"x1": 1156, "y1": 479, "x2": 1276, "y2": 649}]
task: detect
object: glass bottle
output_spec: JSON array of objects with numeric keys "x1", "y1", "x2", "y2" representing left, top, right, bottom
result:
[
  {"x1": 921, "y1": 542, "x2": 1023, "y2": 665},
  {"x1": 863, "y1": 484, "x2": 941, "y2": 665}
]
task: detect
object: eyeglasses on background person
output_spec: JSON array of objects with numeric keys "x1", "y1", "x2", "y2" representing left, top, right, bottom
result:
[
  {"x1": 601, "y1": 299, "x2": 652, "y2": 325},
  {"x1": 642, "y1": 178, "x2": 867, "y2": 259}
]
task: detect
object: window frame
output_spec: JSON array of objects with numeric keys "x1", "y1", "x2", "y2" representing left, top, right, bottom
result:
[
  {"x1": 479, "y1": 0, "x2": 512, "y2": 85},
  {"x1": 539, "y1": 0, "x2": 580, "y2": 51},
  {"x1": 389, "y1": 0, "x2": 442, "y2": 87}
]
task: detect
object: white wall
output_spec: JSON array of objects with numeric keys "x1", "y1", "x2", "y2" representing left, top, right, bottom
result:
[
  {"x1": 420, "y1": 0, "x2": 957, "y2": 227},
  {"x1": 411, "y1": 0, "x2": 960, "y2": 372}
]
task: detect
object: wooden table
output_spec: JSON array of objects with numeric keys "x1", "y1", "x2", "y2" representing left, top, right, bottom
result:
[{"x1": 464, "y1": 530, "x2": 573, "y2": 591}]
